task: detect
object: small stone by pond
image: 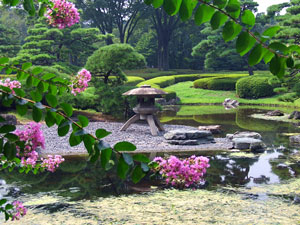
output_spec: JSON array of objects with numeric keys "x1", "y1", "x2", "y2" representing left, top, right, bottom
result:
[
  {"x1": 265, "y1": 110, "x2": 284, "y2": 116},
  {"x1": 226, "y1": 131, "x2": 265, "y2": 152}
]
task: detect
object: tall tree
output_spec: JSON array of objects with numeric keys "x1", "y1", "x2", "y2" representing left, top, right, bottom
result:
[
  {"x1": 75, "y1": 0, "x2": 145, "y2": 44},
  {"x1": 0, "y1": 24, "x2": 21, "y2": 58},
  {"x1": 151, "y1": 9, "x2": 181, "y2": 71}
]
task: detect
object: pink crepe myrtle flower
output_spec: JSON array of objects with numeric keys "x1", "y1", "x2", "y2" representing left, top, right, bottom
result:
[
  {"x1": 70, "y1": 68, "x2": 91, "y2": 96},
  {"x1": 153, "y1": 155, "x2": 210, "y2": 188},
  {"x1": 14, "y1": 122, "x2": 65, "y2": 172},
  {"x1": 0, "y1": 78, "x2": 21, "y2": 94},
  {"x1": 12, "y1": 201, "x2": 27, "y2": 221},
  {"x1": 46, "y1": 0, "x2": 80, "y2": 29}
]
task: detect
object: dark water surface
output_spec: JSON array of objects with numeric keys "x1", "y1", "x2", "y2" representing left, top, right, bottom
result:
[{"x1": 1, "y1": 106, "x2": 300, "y2": 201}]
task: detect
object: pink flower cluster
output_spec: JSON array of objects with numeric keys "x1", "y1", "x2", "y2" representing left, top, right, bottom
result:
[
  {"x1": 70, "y1": 68, "x2": 91, "y2": 96},
  {"x1": 0, "y1": 78, "x2": 21, "y2": 94},
  {"x1": 12, "y1": 201, "x2": 27, "y2": 221},
  {"x1": 46, "y1": 0, "x2": 80, "y2": 29},
  {"x1": 14, "y1": 122, "x2": 64, "y2": 172},
  {"x1": 153, "y1": 155, "x2": 210, "y2": 188},
  {"x1": 41, "y1": 155, "x2": 65, "y2": 172}
]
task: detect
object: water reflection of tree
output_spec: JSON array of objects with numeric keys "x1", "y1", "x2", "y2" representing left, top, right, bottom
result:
[
  {"x1": 0, "y1": 159, "x2": 127, "y2": 201},
  {"x1": 206, "y1": 155, "x2": 258, "y2": 187}
]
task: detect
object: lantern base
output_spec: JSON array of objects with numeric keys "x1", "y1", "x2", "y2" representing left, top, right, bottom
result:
[{"x1": 120, "y1": 113, "x2": 164, "y2": 136}]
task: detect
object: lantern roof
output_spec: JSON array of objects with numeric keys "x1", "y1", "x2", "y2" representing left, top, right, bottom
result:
[{"x1": 122, "y1": 85, "x2": 167, "y2": 96}]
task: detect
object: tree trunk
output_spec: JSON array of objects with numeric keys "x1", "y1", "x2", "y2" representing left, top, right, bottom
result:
[{"x1": 248, "y1": 65, "x2": 254, "y2": 75}]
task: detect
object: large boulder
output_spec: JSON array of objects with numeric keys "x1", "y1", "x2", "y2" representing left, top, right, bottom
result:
[
  {"x1": 0, "y1": 114, "x2": 17, "y2": 126},
  {"x1": 232, "y1": 138, "x2": 265, "y2": 152},
  {"x1": 265, "y1": 110, "x2": 284, "y2": 116},
  {"x1": 198, "y1": 125, "x2": 221, "y2": 134},
  {"x1": 226, "y1": 131, "x2": 262, "y2": 140}
]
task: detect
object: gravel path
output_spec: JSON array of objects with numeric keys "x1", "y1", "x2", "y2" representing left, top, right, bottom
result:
[{"x1": 18, "y1": 122, "x2": 233, "y2": 156}]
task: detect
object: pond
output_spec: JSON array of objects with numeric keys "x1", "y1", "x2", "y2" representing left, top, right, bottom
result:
[{"x1": 1, "y1": 105, "x2": 300, "y2": 224}]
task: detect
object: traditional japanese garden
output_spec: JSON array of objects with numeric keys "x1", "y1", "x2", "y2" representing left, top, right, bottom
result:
[{"x1": 1, "y1": 0, "x2": 300, "y2": 224}]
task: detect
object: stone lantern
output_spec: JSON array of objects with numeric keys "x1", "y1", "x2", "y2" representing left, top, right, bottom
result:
[{"x1": 120, "y1": 85, "x2": 167, "y2": 136}]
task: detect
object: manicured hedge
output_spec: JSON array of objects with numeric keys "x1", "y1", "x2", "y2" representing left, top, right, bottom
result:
[
  {"x1": 236, "y1": 75, "x2": 275, "y2": 99},
  {"x1": 125, "y1": 76, "x2": 145, "y2": 86},
  {"x1": 138, "y1": 76, "x2": 176, "y2": 88},
  {"x1": 173, "y1": 74, "x2": 201, "y2": 82}
]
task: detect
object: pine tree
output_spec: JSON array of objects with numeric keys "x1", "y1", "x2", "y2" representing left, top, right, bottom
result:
[{"x1": 0, "y1": 24, "x2": 21, "y2": 58}]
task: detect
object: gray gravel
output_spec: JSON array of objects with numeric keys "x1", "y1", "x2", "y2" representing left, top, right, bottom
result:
[{"x1": 18, "y1": 122, "x2": 233, "y2": 156}]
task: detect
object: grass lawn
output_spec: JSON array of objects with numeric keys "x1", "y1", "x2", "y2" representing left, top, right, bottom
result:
[{"x1": 165, "y1": 81, "x2": 300, "y2": 107}]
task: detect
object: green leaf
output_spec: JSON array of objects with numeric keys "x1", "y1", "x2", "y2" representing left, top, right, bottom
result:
[
  {"x1": 0, "y1": 116, "x2": 4, "y2": 122},
  {"x1": 288, "y1": 45, "x2": 300, "y2": 54},
  {"x1": 101, "y1": 148, "x2": 112, "y2": 169},
  {"x1": 5, "y1": 204, "x2": 13, "y2": 210},
  {"x1": 4, "y1": 142, "x2": 16, "y2": 160},
  {"x1": 60, "y1": 103, "x2": 73, "y2": 117},
  {"x1": 152, "y1": 0, "x2": 163, "y2": 8},
  {"x1": 213, "y1": 0, "x2": 227, "y2": 9},
  {"x1": 133, "y1": 154, "x2": 151, "y2": 163},
  {"x1": 58, "y1": 120, "x2": 70, "y2": 137},
  {"x1": 95, "y1": 129, "x2": 111, "y2": 139},
  {"x1": 22, "y1": 62, "x2": 32, "y2": 70},
  {"x1": 4, "y1": 133, "x2": 18, "y2": 142},
  {"x1": 222, "y1": 21, "x2": 242, "y2": 42},
  {"x1": 23, "y1": 0, "x2": 35, "y2": 16},
  {"x1": 241, "y1": 9, "x2": 255, "y2": 28},
  {"x1": 83, "y1": 135, "x2": 95, "y2": 154},
  {"x1": 6, "y1": 68, "x2": 12, "y2": 75},
  {"x1": 114, "y1": 141, "x2": 137, "y2": 151},
  {"x1": 48, "y1": 84, "x2": 58, "y2": 95},
  {"x1": 78, "y1": 115, "x2": 89, "y2": 127},
  {"x1": 122, "y1": 153, "x2": 134, "y2": 166},
  {"x1": 16, "y1": 104, "x2": 28, "y2": 116},
  {"x1": 144, "y1": 0, "x2": 153, "y2": 5},
  {"x1": 30, "y1": 91, "x2": 42, "y2": 102},
  {"x1": 263, "y1": 26, "x2": 280, "y2": 38},
  {"x1": 0, "y1": 125, "x2": 16, "y2": 133},
  {"x1": 0, "y1": 57, "x2": 9, "y2": 64},
  {"x1": 263, "y1": 51, "x2": 275, "y2": 64},
  {"x1": 269, "y1": 42, "x2": 288, "y2": 55},
  {"x1": 0, "y1": 199, "x2": 7, "y2": 205},
  {"x1": 131, "y1": 165, "x2": 146, "y2": 184},
  {"x1": 45, "y1": 110, "x2": 56, "y2": 127},
  {"x1": 236, "y1": 31, "x2": 256, "y2": 56},
  {"x1": 225, "y1": 0, "x2": 240, "y2": 18},
  {"x1": 32, "y1": 67, "x2": 43, "y2": 75},
  {"x1": 26, "y1": 76, "x2": 32, "y2": 87},
  {"x1": 270, "y1": 55, "x2": 281, "y2": 76},
  {"x1": 117, "y1": 155, "x2": 130, "y2": 179},
  {"x1": 210, "y1": 11, "x2": 228, "y2": 30},
  {"x1": 38, "y1": 4, "x2": 46, "y2": 17},
  {"x1": 248, "y1": 44, "x2": 265, "y2": 66},
  {"x1": 163, "y1": 0, "x2": 182, "y2": 16},
  {"x1": 179, "y1": 0, "x2": 197, "y2": 21},
  {"x1": 69, "y1": 132, "x2": 82, "y2": 146},
  {"x1": 286, "y1": 57, "x2": 294, "y2": 68},
  {"x1": 90, "y1": 147, "x2": 100, "y2": 163},
  {"x1": 0, "y1": 138, "x2": 3, "y2": 153},
  {"x1": 37, "y1": 81, "x2": 45, "y2": 94},
  {"x1": 194, "y1": 4, "x2": 215, "y2": 26},
  {"x1": 45, "y1": 94, "x2": 58, "y2": 108},
  {"x1": 42, "y1": 73, "x2": 56, "y2": 81},
  {"x1": 13, "y1": 88, "x2": 25, "y2": 97},
  {"x1": 32, "y1": 106, "x2": 42, "y2": 122}
]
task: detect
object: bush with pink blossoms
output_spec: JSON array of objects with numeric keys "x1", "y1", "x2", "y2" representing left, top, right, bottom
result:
[
  {"x1": 152, "y1": 155, "x2": 210, "y2": 188},
  {"x1": 46, "y1": 0, "x2": 80, "y2": 29},
  {"x1": 14, "y1": 122, "x2": 64, "y2": 172},
  {"x1": 70, "y1": 68, "x2": 92, "y2": 96},
  {"x1": 0, "y1": 78, "x2": 21, "y2": 94},
  {"x1": 11, "y1": 201, "x2": 27, "y2": 221}
]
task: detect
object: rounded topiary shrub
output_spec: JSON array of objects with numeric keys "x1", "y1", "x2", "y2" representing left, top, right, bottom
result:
[
  {"x1": 207, "y1": 78, "x2": 240, "y2": 91},
  {"x1": 193, "y1": 78, "x2": 214, "y2": 89},
  {"x1": 236, "y1": 75, "x2": 275, "y2": 99}
]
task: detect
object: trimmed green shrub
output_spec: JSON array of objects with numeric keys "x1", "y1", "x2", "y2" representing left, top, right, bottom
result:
[
  {"x1": 193, "y1": 78, "x2": 214, "y2": 89},
  {"x1": 165, "y1": 90, "x2": 177, "y2": 101},
  {"x1": 278, "y1": 92, "x2": 298, "y2": 102},
  {"x1": 137, "y1": 76, "x2": 175, "y2": 88},
  {"x1": 268, "y1": 76, "x2": 282, "y2": 88},
  {"x1": 207, "y1": 78, "x2": 241, "y2": 91},
  {"x1": 292, "y1": 82, "x2": 300, "y2": 96},
  {"x1": 236, "y1": 75, "x2": 275, "y2": 99},
  {"x1": 125, "y1": 76, "x2": 145, "y2": 86},
  {"x1": 273, "y1": 87, "x2": 288, "y2": 94},
  {"x1": 173, "y1": 74, "x2": 201, "y2": 82}
]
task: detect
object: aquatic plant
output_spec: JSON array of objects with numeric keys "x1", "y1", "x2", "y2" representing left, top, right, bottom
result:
[{"x1": 153, "y1": 155, "x2": 210, "y2": 188}]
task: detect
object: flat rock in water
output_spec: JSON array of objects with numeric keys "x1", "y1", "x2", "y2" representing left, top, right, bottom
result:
[
  {"x1": 164, "y1": 129, "x2": 212, "y2": 140},
  {"x1": 265, "y1": 110, "x2": 284, "y2": 116},
  {"x1": 232, "y1": 138, "x2": 265, "y2": 152},
  {"x1": 198, "y1": 125, "x2": 221, "y2": 134},
  {"x1": 227, "y1": 131, "x2": 262, "y2": 140},
  {"x1": 289, "y1": 135, "x2": 300, "y2": 143}
]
